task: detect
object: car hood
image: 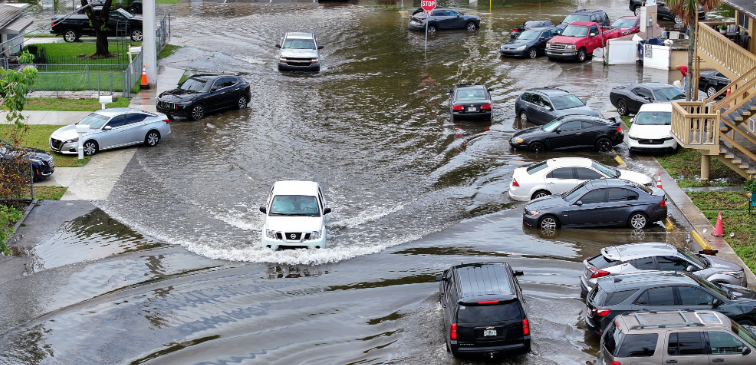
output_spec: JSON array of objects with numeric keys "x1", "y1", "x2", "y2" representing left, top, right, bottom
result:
[
  {"x1": 50, "y1": 123, "x2": 96, "y2": 141},
  {"x1": 719, "y1": 284, "x2": 756, "y2": 301},
  {"x1": 158, "y1": 89, "x2": 201, "y2": 102},
  {"x1": 525, "y1": 195, "x2": 569, "y2": 211},
  {"x1": 618, "y1": 170, "x2": 653, "y2": 185},
  {"x1": 5, "y1": 146, "x2": 52, "y2": 160},
  {"x1": 280, "y1": 49, "x2": 318, "y2": 58},
  {"x1": 628, "y1": 124, "x2": 672, "y2": 139},
  {"x1": 703, "y1": 254, "x2": 744, "y2": 272},
  {"x1": 555, "y1": 105, "x2": 601, "y2": 117},
  {"x1": 549, "y1": 35, "x2": 581, "y2": 44},
  {"x1": 512, "y1": 125, "x2": 543, "y2": 139},
  {"x1": 265, "y1": 215, "x2": 323, "y2": 232}
]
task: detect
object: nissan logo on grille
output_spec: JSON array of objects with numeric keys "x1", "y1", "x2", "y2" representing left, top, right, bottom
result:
[{"x1": 290, "y1": 234, "x2": 296, "y2": 239}]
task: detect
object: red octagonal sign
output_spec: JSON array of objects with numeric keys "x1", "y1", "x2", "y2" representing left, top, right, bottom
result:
[{"x1": 421, "y1": 0, "x2": 436, "y2": 14}]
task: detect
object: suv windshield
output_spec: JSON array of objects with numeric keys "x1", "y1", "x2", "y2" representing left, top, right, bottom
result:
[
  {"x1": 517, "y1": 30, "x2": 540, "y2": 40},
  {"x1": 561, "y1": 25, "x2": 589, "y2": 37},
  {"x1": 180, "y1": 78, "x2": 208, "y2": 92},
  {"x1": 77, "y1": 113, "x2": 110, "y2": 129},
  {"x1": 457, "y1": 301, "x2": 521, "y2": 323},
  {"x1": 551, "y1": 94, "x2": 584, "y2": 109},
  {"x1": 269, "y1": 195, "x2": 321, "y2": 216},
  {"x1": 283, "y1": 38, "x2": 316, "y2": 49},
  {"x1": 563, "y1": 14, "x2": 590, "y2": 24},
  {"x1": 635, "y1": 111, "x2": 671, "y2": 125},
  {"x1": 654, "y1": 87, "x2": 685, "y2": 101},
  {"x1": 592, "y1": 161, "x2": 620, "y2": 178}
]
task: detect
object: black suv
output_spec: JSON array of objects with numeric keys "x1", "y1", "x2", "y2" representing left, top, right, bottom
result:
[
  {"x1": 559, "y1": 9, "x2": 610, "y2": 29},
  {"x1": 437, "y1": 263, "x2": 530, "y2": 358},
  {"x1": 156, "y1": 74, "x2": 252, "y2": 120},
  {"x1": 585, "y1": 271, "x2": 756, "y2": 336},
  {"x1": 0, "y1": 140, "x2": 55, "y2": 182}
]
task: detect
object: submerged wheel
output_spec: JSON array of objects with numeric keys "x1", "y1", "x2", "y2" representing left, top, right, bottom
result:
[
  {"x1": 628, "y1": 212, "x2": 648, "y2": 229},
  {"x1": 577, "y1": 48, "x2": 587, "y2": 62},
  {"x1": 539, "y1": 215, "x2": 559, "y2": 231},
  {"x1": 528, "y1": 141, "x2": 545, "y2": 153},
  {"x1": 191, "y1": 104, "x2": 205, "y2": 120},
  {"x1": 466, "y1": 22, "x2": 476, "y2": 31},
  {"x1": 237, "y1": 95, "x2": 247, "y2": 109},
  {"x1": 528, "y1": 47, "x2": 537, "y2": 59},
  {"x1": 519, "y1": 111, "x2": 529, "y2": 123},
  {"x1": 428, "y1": 25, "x2": 437, "y2": 33},
  {"x1": 616, "y1": 98, "x2": 629, "y2": 116}
]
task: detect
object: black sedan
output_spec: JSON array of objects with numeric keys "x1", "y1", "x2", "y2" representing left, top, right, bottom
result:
[
  {"x1": 156, "y1": 74, "x2": 251, "y2": 121},
  {"x1": 408, "y1": 8, "x2": 480, "y2": 33},
  {"x1": 447, "y1": 84, "x2": 492, "y2": 121},
  {"x1": 501, "y1": 27, "x2": 560, "y2": 59},
  {"x1": 510, "y1": 20, "x2": 555, "y2": 39},
  {"x1": 1, "y1": 140, "x2": 54, "y2": 182},
  {"x1": 509, "y1": 115, "x2": 624, "y2": 153},
  {"x1": 609, "y1": 82, "x2": 685, "y2": 116},
  {"x1": 522, "y1": 179, "x2": 667, "y2": 233},
  {"x1": 699, "y1": 70, "x2": 730, "y2": 99},
  {"x1": 629, "y1": 0, "x2": 705, "y2": 21}
]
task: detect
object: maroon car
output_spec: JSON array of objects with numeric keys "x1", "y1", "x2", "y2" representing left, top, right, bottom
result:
[{"x1": 604, "y1": 16, "x2": 640, "y2": 40}]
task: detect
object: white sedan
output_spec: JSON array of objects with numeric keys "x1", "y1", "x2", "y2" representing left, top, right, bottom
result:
[
  {"x1": 627, "y1": 103, "x2": 677, "y2": 152},
  {"x1": 509, "y1": 157, "x2": 654, "y2": 201}
]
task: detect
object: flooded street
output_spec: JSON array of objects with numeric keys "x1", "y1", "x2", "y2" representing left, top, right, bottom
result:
[{"x1": 0, "y1": 0, "x2": 726, "y2": 363}]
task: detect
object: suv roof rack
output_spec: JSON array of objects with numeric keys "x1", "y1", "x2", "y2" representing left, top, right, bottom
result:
[{"x1": 627, "y1": 310, "x2": 705, "y2": 330}]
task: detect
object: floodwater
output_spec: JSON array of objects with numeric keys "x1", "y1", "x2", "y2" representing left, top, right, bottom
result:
[{"x1": 0, "y1": 0, "x2": 725, "y2": 364}]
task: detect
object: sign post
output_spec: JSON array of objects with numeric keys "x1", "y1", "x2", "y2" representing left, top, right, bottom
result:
[{"x1": 421, "y1": 0, "x2": 436, "y2": 51}]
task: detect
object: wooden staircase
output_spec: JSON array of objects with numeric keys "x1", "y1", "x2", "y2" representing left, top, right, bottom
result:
[{"x1": 714, "y1": 100, "x2": 756, "y2": 178}]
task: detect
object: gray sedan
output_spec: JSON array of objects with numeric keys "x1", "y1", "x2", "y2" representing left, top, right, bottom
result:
[
  {"x1": 49, "y1": 108, "x2": 171, "y2": 156},
  {"x1": 515, "y1": 87, "x2": 600, "y2": 125}
]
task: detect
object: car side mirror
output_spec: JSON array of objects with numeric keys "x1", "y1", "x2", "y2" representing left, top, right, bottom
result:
[
  {"x1": 743, "y1": 346, "x2": 751, "y2": 355},
  {"x1": 554, "y1": 129, "x2": 561, "y2": 133},
  {"x1": 514, "y1": 270, "x2": 524, "y2": 276},
  {"x1": 575, "y1": 200, "x2": 583, "y2": 206},
  {"x1": 446, "y1": 89, "x2": 451, "y2": 93},
  {"x1": 318, "y1": 45, "x2": 324, "y2": 49},
  {"x1": 259, "y1": 206, "x2": 266, "y2": 213},
  {"x1": 488, "y1": 88, "x2": 493, "y2": 91},
  {"x1": 103, "y1": 126, "x2": 112, "y2": 130},
  {"x1": 275, "y1": 44, "x2": 281, "y2": 48},
  {"x1": 686, "y1": 265, "x2": 696, "y2": 272},
  {"x1": 323, "y1": 207, "x2": 332, "y2": 215},
  {"x1": 712, "y1": 298, "x2": 723, "y2": 307},
  {"x1": 435, "y1": 274, "x2": 446, "y2": 281},
  {"x1": 590, "y1": 33, "x2": 597, "y2": 37}
]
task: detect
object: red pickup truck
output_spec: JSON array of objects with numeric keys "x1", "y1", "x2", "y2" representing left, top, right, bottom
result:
[{"x1": 545, "y1": 21, "x2": 607, "y2": 62}]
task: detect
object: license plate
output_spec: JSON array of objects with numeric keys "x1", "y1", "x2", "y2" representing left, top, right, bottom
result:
[
  {"x1": 483, "y1": 329, "x2": 496, "y2": 337},
  {"x1": 468, "y1": 107, "x2": 477, "y2": 112}
]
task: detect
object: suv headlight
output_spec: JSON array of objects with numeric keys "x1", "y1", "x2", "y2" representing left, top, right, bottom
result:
[
  {"x1": 516, "y1": 45, "x2": 526, "y2": 51},
  {"x1": 279, "y1": 57, "x2": 286, "y2": 62},
  {"x1": 721, "y1": 271, "x2": 744, "y2": 279},
  {"x1": 566, "y1": 44, "x2": 576, "y2": 50},
  {"x1": 265, "y1": 229, "x2": 279, "y2": 239},
  {"x1": 311, "y1": 58, "x2": 319, "y2": 64},
  {"x1": 546, "y1": 42, "x2": 552, "y2": 48},
  {"x1": 309, "y1": 230, "x2": 322, "y2": 240}
]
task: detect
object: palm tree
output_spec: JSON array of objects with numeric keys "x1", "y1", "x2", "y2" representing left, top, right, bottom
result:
[{"x1": 666, "y1": 0, "x2": 722, "y2": 100}]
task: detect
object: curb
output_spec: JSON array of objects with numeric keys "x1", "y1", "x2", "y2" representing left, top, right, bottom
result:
[{"x1": 6, "y1": 199, "x2": 38, "y2": 247}]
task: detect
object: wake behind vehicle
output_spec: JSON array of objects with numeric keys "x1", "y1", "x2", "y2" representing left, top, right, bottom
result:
[
  {"x1": 447, "y1": 84, "x2": 493, "y2": 121},
  {"x1": 51, "y1": 7, "x2": 142, "y2": 42},
  {"x1": 49, "y1": 108, "x2": 170, "y2": 156},
  {"x1": 509, "y1": 115, "x2": 623, "y2": 153},
  {"x1": 0, "y1": 140, "x2": 54, "y2": 182},
  {"x1": 500, "y1": 27, "x2": 560, "y2": 59},
  {"x1": 437, "y1": 263, "x2": 530, "y2": 358},
  {"x1": 156, "y1": 74, "x2": 251, "y2": 121},
  {"x1": 276, "y1": 32, "x2": 324, "y2": 72},
  {"x1": 408, "y1": 8, "x2": 480, "y2": 33},
  {"x1": 259, "y1": 181, "x2": 332, "y2": 250}
]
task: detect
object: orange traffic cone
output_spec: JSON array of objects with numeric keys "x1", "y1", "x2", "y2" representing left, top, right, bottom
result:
[
  {"x1": 140, "y1": 65, "x2": 149, "y2": 89},
  {"x1": 656, "y1": 172, "x2": 663, "y2": 189},
  {"x1": 712, "y1": 212, "x2": 724, "y2": 237}
]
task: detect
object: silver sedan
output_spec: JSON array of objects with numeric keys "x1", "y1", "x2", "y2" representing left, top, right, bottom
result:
[{"x1": 49, "y1": 108, "x2": 171, "y2": 156}]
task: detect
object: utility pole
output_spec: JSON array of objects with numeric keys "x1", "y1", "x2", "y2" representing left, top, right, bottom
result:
[{"x1": 143, "y1": 0, "x2": 157, "y2": 88}]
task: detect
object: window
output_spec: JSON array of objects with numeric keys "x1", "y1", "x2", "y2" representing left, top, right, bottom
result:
[
  {"x1": 575, "y1": 168, "x2": 603, "y2": 180},
  {"x1": 457, "y1": 301, "x2": 521, "y2": 323},
  {"x1": 657, "y1": 256, "x2": 690, "y2": 271},
  {"x1": 738, "y1": 11, "x2": 749, "y2": 31},
  {"x1": 431, "y1": 9, "x2": 444, "y2": 16},
  {"x1": 547, "y1": 168, "x2": 575, "y2": 179},
  {"x1": 559, "y1": 121, "x2": 583, "y2": 131},
  {"x1": 632, "y1": 87, "x2": 653, "y2": 99},
  {"x1": 630, "y1": 257, "x2": 656, "y2": 270},
  {"x1": 634, "y1": 112, "x2": 672, "y2": 126},
  {"x1": 540, "y1": 30, "x2": 550, "y2": 38},
  {"x1": 654, "y1": 87, "x2": 685, "y2": 101},
  {"x1": 124, "y1": 113, "x2": 148, "y2": 125},
  {"x1": 678, "y1": 287, "x2": 715, "y2": 306},
  {"x1": 605, "y1": 290, "x2": 638, "y2": 306},
  {"x1": 626, "y1": 190, "x2": 639, "y2": 201},
  {"x1": 578, "y1": 189, "x2": 606, "y2": 204},
  {"x1": 592, "y1": 162, "x2": 620, "y2": 178},
  {"x1": 550, "y1": 94, "x2": 584, "y2": 110},
  {"x1": 668, "y1": 332, "x2": 705, "y2": 355},
  {"x1": 589, "y1": 25, "x2": 599, "y2": 36},
  {"x1": 604, "y1": 321, "x2": 623, "y2": 355},
  {"x1": 564, "y1": 184, "x2": 589, "y2": 203},
  {"x1": 708, "y1": 332, "x2": 745, "y2": 354},
  {"x1": 269, "y1": 195, "x2": 321, "y2": 216},
  {"x1": 526, "y1": 161, "x2": 548, "y2": 174},
  {"x1": 520, "y1": 93, "x2": 531, "y2": 102},
  {"x1": 538, "y1": 95, "x2": 553, "y2": 109},
  {"x1": 213, "y1": 77, "x2": 236, "y2": 90},
  {"x1": 635, "y1": 287, "x2": 676, "y2": 305},
  {"x1": 447, "y1": 10, "x2": 458, "y2": 16},
  {"x1": 607, "y1": 188, "x2": 629, "y2": 202},
  {"x1": 581, "y1": 121, "x2": 595, "y2": 129},
  {"x1": 105, "y1": 115, "x2": 125, "y2": 129},
  {"x1": 616, "y1": 333, "x2": 658, "y2": 357}
]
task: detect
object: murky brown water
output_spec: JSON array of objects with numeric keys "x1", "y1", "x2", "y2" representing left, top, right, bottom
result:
[{"x1": 1, "y1": 1, "x2": 728, "y2": 364}]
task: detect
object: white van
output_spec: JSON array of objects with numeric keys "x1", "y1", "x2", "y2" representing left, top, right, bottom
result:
[{"x1": 259, "y1": 181, "x2": 331, "y2": 250}]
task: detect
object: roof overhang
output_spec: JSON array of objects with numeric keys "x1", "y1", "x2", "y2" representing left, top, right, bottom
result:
[
  {"x1": 0, "y1": 16, "x2": 32, "y2": 34},
  {"x1": 723, "y1": 0, "x2": 756, "y2": 20}
]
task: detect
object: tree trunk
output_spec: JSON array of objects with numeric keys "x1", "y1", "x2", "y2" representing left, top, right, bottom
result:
[
  {"x1": 81, "y1": 0, "x2": 112, "y2": 57},
  {"x1": 94, "y1": 27, "x2": 109, "y2": 57},
  {"x1": 686, "y1": 15, "x2": 696, "y2": 101}
]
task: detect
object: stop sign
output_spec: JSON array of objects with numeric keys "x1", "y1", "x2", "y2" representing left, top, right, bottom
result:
[{"x1": 421, "y1": 0, "x2": 436, "y2": 14}]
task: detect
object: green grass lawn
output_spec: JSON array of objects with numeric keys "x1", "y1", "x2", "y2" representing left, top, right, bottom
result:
[
  {"x1": 26, "y1": 42, "x2": 142, "y2": 60},
  {"x1": 657, "y1": 148, "x2": 744, "y2": 187},
  {"x1": 0, "y1": 125, "x2": 90, "y2": 167},
  {"x1": 620, "y1": 116, "x2": 632, "y2": 128},
  {"x1": 23, "y1": 186, "x2": 67, "y2": 200},
  {"x1": 158, "y1": 44, "x2": 181, "y2": 60},
  {"x1": 25, "y1": 97, "x2": 130, "y2": 111},
  {"x1": 688, "y1": 191, "x2": 756, "y2": 274}
]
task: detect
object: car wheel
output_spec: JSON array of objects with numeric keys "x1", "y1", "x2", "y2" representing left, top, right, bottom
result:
[
  {"x1": 633, "y1": 7, "x2": 640, "y2": 17},
  {"x1": 595, "y1": 138, "x2": 612, "y2": 152},
  {"x1": 83, "y1": 140, "x2": 98, "y2": 156},
  {"x1": 519, "y1": 111, "x2": 529, "y2": 123},
  {"x1": 63, "y1": 29, "x2": 79, "y2": 43},
  {"x1": 628, "y1": 212, "x2": 648, "y2": 229},
  {"x1": 674, "y1": 15, "x2": 682, "y2": 24},
  {"x1": 539, "y1": 215, "x2": 559, "y2": 231},
  {"x1": 191, "y1": 104, "x2": 205, "y2": 121},
  {"x1": 737, "y1": 319, "x2": 756, "y2": 326},
  {"x1": 144, "y1": 130, "x2": 160, "y2": 147},
  {"x1": 531, "y1": 190, "x2": 551, "y2": 199},
  {"x1": 528, "y1": 141, "x2": 545, "y2": 153},
  {"x1": 528, "y1": 47, "x2": 537, "y2": 59},
  {"x1": 616, "y1": 98, "x2": 629, "y2": 116},
  {"x1": 577, "y1": 48, "x2": 587, "y2": 62},
  {"x1": 428, "y1": 25, "x2": 437, "y2": 33},
  {"x1": 706, "y1": 85, "x2": 718, "y2": 99},
  {"x1": 237, "y1": 95, "x2": 247, "y2": 110},
  {"x1": 466, "y1": 22, "x2": 476, "y2": 31},
  {"x1": 131, "y1": 28, "x2": 143, "y2": 42}
]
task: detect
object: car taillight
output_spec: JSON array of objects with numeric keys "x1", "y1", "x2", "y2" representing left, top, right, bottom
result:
[
  {"x1": 450, "y1": 323, "x2": 457, "y2": 340},
  {"x1": 589, "y1": 267, "x2": 609, "y2": 278},
  {"x1": 610, "y1": 361, "x2": 621, "y2": 365},
  {"x1": 512, "y1": 178, "x2": 519, "y2": 187},
  {"x1": 660, "y1": 198, "x2": 666, "y2": 207},
  {"x1": 478, "y1": 300, "x2": 499, "y2": 305},
  {"x1": 163, "y1": 119, "x2": 169, "y2": 123},
  {"x1": 593, "y1": 308, "x2": 612, "y2": 317},
  {"x1": 522, "y1": 319, "x2": 530, "y2": 335},
  {"x1": 452, "y1": 105, "x2": 464, "y2": 111},
  {"x1": 481, "y1": 104, "x2": 492, "y2": 110},
  {"x1": 512, "y1": 29, "x2": 519, "y2": 32},
  {"x1": 51, "y1": 21, "x2": 55, "y2": 27},
  {"x1": 616, "y1": 126, "x2": 622, "y2": 133}
]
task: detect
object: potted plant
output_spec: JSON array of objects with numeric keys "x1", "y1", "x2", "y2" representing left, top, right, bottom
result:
[{"x1": 717, "y1": 25, "x2": 728, "y2": 34}]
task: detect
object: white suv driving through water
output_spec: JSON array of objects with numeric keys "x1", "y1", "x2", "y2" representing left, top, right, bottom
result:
[
  {"x1": 275, "y1": 32, "x2": 324, "y2": 72},
  {"x1": 259, "y1": 181, "x2": 331, "y2": 250}
]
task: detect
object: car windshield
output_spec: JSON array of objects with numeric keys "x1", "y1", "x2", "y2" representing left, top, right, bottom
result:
[
  {"x1": 116, "y1": 8, "x2": 133, "y2": 18},
  {"x1": 592, "y1": 161, "x2": 620, "y2": 178},
  {"x1": 525, "y1": 21, "x2": 547, "y2": 27},
  {"x1": 732, "y1": 321, "x2": 756, "y2": 347},
  {"x1": 527, "y1": 161, "x2": 549, "y2": 174},
  {"x1": 679, "y1": 250, "x2": 708, "y2": 268},
  {"x1": 635, "y1": 111, "x2": 672, "y2": 125},
  {"x1": 612, "y1": 18, "x2": 636, "y2": 28},
  {"x1": 551, "y1": 94, "x2": 584, "y2": 110},
  {"x1": 179, "y1": 78, "x2": 208, "y2": 92},
  {"x1": 517, "y1": 30, "x2": 540, "y2": 40},
  {"x1": 542, "y1": 118, "x2": 562, "y2": 132},
  {"x1": 563, "y1": 184, "x2": 589, "y2": 203},
  {"x1": 77, "y1": 113, "x2": 110, "y2": 129},
  {"x1": 561, "y1": 25, "x2": 589, "y2": 37},
  {"x1": 283, "y1": 39, "x2": 316, "y2": 49},
  {"x1": 563, "y1": 14, "x2": 590, "y2": 24},
  {"x1": 269, "y1": 195, "x2": 321, "y2": 216},
  {"x1": 654, "y1": 87, "x2": 685, "y2": 101}
]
